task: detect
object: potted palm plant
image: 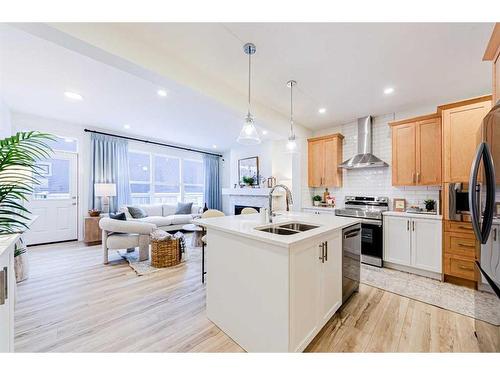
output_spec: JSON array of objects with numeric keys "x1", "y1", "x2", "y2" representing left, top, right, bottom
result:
[{"x1": 0, "y1": 131, "x2": 54, "y2": 281}]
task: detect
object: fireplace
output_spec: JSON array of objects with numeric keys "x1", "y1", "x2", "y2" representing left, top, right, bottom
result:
[{"x1": 234, "y1": 205, "x2": 262, "y2": 215}]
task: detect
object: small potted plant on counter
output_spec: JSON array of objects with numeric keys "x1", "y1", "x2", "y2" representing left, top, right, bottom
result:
[
  {"x1": 312, "y1": 195, "x2": 322, "y2": 206},
  {"x1": 424, "y1": 199, "x2": 436, "y2": 213}
]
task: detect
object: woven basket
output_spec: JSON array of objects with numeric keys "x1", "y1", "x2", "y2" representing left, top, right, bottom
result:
[{"x1": 151, "y1": 238, "x2": 180, "y2": 268}]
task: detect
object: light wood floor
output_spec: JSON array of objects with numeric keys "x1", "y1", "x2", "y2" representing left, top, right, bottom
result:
[{"x1": 15, "y1": 241, "x2": 499, "y2": 352}]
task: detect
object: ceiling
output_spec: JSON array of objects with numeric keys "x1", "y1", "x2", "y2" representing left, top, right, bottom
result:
[
  {"x1": 0, "y1": 22, "x2": 495, "y2": 152},
  {"x1": 0, "y1": 24, "x2": 273, "y2": 152},
  {"x1": 109, "y1": 22, "x2": 494, "y2": 128}
]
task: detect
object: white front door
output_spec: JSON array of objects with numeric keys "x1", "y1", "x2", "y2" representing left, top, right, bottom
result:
[{"x1": 24, "y1": 152, "x2": 78, "y2": 245}]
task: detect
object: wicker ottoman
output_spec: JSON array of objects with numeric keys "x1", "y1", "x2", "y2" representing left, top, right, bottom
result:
[{"x1": 151, "y1": 238, "x2": 180, "y2": 268}]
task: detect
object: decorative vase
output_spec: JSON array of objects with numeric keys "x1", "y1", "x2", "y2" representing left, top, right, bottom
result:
[{"x1": 14, "y1": 252, "x2": 29, "y2": 283}]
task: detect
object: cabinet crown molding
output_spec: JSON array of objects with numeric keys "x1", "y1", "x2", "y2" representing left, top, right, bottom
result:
[
  {"x1": 389, "y1": 113, "x2": 440, "y2": 127},
  {"x1": 307, "y1": 133, "x2": 344, "y2": 142}
]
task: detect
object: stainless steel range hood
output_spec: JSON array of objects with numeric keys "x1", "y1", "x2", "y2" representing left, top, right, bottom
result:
[{"x1": 339, "y1": 116, "x2": 389, "y2": 169}]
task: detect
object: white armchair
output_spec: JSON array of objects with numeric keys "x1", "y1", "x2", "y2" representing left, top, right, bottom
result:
[{"x1": 99, "y1": 218, "x2": 157, "y2": 264}]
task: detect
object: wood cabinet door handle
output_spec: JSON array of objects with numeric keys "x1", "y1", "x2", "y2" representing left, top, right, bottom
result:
[
  {"x1": 416, "y1": 172, "x2": 420, "y2": 183},
  {"x1": 458, "y1": 265, "x2": 472, "y2": 270},
  {"x1": 412, "y1": 172, "x2": 416, "y2": 183}
]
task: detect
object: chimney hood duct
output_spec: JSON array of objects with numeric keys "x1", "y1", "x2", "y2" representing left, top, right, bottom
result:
[{"x1": 339, "y1": 116, "x2": 389, "y2": 169}]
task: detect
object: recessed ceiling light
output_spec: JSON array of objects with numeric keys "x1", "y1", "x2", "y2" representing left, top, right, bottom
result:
[
  {"x1": 318, "y1": 108, "x2": 326, "y2": 114},
  {"x1": 384, "y1": 87, "x2": 395, "y2": 95},
  {"x1": 123, "y1": 124, "x2": 131, "y2": 129},
  {"x1": 157, "y1": 89, "x2": 167, "y2": 97},
  {"x1": 64, "y1": 91, "x2": 83, "y2": 101},
  {"x1": 262, "y1": 130, "x2": 268, "y2": 135},
  {"x1": 212, "y1": 144, "x2": 217, "y2": 149}
]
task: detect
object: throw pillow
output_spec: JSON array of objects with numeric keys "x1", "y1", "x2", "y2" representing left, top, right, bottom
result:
[
  {"x1": 127, "y1": 206, "x2": 148, "y2": 219},
  {"x1": 175, "y1": 202, "x2": 193, "y2": 215},
  {"x1": 109, "y1": 212, "x2": 127, "y2": 221}
]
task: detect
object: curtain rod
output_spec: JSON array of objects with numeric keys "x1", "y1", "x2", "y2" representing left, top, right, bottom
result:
[{"x1": 83, "y1": 129, "x2": 223, "y2": 158}]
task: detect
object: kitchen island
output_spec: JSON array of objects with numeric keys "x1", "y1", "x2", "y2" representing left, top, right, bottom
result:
[{"x1": 194, "y1": 212, "x2": 360, "y2": 352}]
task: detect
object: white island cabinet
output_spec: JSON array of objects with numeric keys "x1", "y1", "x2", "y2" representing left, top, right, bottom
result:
[
  {"x1": 195, "y1": 212, "x2": 359, "y2": 352},
  {"x1": 0, "y1": 234, "x2": 19, "y2": 353}
]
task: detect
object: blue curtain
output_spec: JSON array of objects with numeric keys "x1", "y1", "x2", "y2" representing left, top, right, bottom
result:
[
  {"x1": 90, "y1": 133, "x2": 131, "y2": 212},
  {"x1": 203, "y1": 154, "x2": 222, "y2": 210}
]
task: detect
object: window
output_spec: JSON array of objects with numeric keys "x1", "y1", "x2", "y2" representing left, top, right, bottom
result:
[
  {"x1": 47, "y1": 136, "x2": 78, "y2": 152},
  {"x1": 33, "y1": 158, "x2": 70, "y2": 199},
  {"x1": 183, "y1": 159, "x2": 204, "y2": 206},
  {"x1": 129, "y1": 152, "x2": 151, "y2": 204},
  {"x1": 128, "y1": 150, "x2": 204, "y2": 207}
]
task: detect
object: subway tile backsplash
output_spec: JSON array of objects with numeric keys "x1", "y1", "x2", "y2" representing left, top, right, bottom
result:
[{"x1": 307, "y1": 113, "x2": 441, "y2": 210}]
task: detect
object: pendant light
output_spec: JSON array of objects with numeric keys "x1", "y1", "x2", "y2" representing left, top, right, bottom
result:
[
  {"x1": 286, "y1": 80, "x2": 298, "y2": 153},
  {"x1": 237, "y1": 43, "x2": 261, "y2": 145}
]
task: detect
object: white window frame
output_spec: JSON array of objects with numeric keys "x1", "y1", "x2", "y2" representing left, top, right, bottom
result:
[{"x1": 128, "y1": 150, "x2": 204, "y2": 206}]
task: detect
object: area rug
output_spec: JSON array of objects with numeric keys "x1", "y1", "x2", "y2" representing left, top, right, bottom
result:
[
  {"x1": 361, "y1": 264, "x2": 500, "y2": 326},
  {"x1": 117, "y1": 250, "x2": 186, "y2": 276}
]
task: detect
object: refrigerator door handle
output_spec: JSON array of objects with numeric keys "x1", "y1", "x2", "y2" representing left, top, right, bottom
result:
[{"x1": 469, "y1": 142, "x2": 496, "y2": 245}]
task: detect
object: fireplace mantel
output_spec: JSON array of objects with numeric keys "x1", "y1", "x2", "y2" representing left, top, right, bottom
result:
[{"x1": 221, "y1": 188, "x2": 283, "y2": 197}]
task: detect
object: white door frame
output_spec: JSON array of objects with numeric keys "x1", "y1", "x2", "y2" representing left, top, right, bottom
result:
[{"x1": 24, "y1": 150, "x2": 79, "y2": 245}]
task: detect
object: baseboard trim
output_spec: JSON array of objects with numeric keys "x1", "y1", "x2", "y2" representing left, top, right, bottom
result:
[{"x1": 383, "y1": 261, "x2": 442, "y2": 280}]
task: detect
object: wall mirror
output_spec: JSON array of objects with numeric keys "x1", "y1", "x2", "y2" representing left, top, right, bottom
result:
[{"x1": 238, "y1": 156, "x2": 259, "y2": 186}]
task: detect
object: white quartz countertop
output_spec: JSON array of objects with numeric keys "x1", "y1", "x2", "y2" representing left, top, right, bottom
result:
[
  {"x1": 0, "y1": 233, "x2": 20, "y2": 257},
  {"x1": 302, "y1": 206, "x2": 336, "y2": 212},
  {"x1": 383, "y1": 211, "x2": 442, "y2": 220},
  {"x1": 194, "y1": 212, "x2": 360, "y2": 248}
]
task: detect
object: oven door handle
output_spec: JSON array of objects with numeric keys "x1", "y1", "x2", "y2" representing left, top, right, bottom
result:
[{"x1": 343, "y1": 228, "x2": 361, "y2": 238}]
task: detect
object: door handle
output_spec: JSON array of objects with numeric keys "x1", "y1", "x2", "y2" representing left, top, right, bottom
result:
[
  {"x1": 416, "y1": 172, "x2": 420, "y2": 183},
  {"x1": 324, "y1": 241, "x2": 328, "y2": 261},
  {"x1": 319, "y1": 242, "x2": 325, "y2": 263},
  {"x1": 413, "y1": 172, "x2": 416, "y2": 184},
  {"x1": 412, "y1": 221, "x2": 415, "y2": 232},
  {"x1": 72, "y1": 203, "x2": 77, "y2": 206},
  {"x1": 407, "y1": 220, "x2": 409, "y2": 231},
  {"x1": 494, "y1": 228, "x2": 497, "y2": 242},
  {"x1": 469, "y1": 142, "x2": 496, "y2": 244}
]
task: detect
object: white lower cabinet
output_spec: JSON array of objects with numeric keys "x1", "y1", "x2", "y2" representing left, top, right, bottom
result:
[
  {"x1": 0, "y1": 239, "x2": 15, "y2": 353},
  {"x1": 290, "y1": 231, "x2": 342, "y2": 351},
  {"x1": 384, "y1": 215, "x2": 442, "y2": 274},
  {"x1": 289, "y1": 231, "x2": 342, "y2": 351},
  {"x1": 319, "y1": 232, "x2": 342, "y2": 325}
]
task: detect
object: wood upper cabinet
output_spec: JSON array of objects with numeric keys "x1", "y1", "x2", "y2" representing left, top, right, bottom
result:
[
  {"x1": 440, "y1": 97, "x2": 492, "y2": 183},
  {"x1": 483, "y1": 23, "x2": 500, "y2": 104},
  {"x1": 307, "y1": 134, "x2": 343, "y2": 188},
  {"x1": 389, "y1": 114, "x2": 441, "y2": 186}
]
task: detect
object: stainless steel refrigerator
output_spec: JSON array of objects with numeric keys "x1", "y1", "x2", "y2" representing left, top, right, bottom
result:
[{"x1": 469, "y1": 101, "x2": 500, "y2": 351}]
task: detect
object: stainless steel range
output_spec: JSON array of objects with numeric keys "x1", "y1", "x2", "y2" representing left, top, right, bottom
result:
[{"x1": 335, "y1": 196, "x2": 389, "y2": 267}]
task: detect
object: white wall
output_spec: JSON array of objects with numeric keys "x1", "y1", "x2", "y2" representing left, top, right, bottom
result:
[
  {"x1": 307, "y1": 110, "x2": 441, "y2": 210},
  {"x1": 0, "y1": 98, "x2": 12, "y2": 138}
]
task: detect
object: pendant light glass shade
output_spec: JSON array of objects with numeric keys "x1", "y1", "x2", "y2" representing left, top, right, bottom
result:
[
  {"x1": 237, "y1": 43, "x2": 261, "y2": 145},
  {"x1": 237, "y1": 113, "x2": 261, "y2": 145}
]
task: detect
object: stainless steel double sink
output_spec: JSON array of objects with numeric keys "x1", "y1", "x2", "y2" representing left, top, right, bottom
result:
[{"x1": 257, "y1": 222, "x2": 319, "y2": 235}]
